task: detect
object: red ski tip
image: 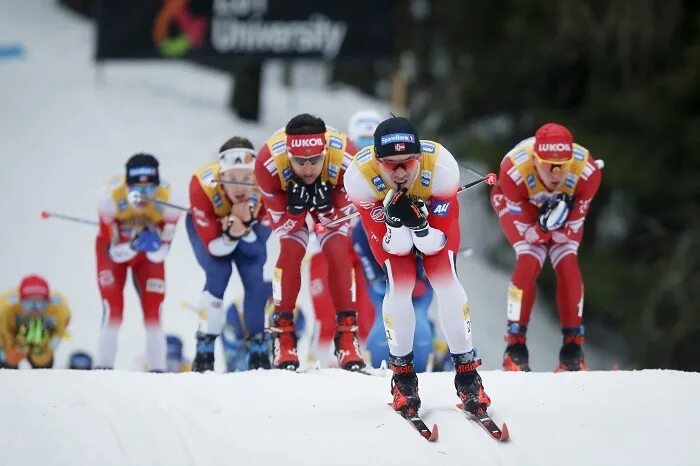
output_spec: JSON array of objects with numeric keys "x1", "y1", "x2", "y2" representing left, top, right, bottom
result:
[
  {"x1": 429, "y1": 424, "x2": 439, "y2": 441},
  {"x1": 499, "y1": 423, "x2": 510, "y2": 441},
  {"x1": 485, "y1": 172, "x2": 498, "y2": 185},
  {"x1": 40, "y1": 210, "x2": 50, "y2": 219},
  {"x1": 314, "y1": 223, "x2": 327, "y2": 234}
]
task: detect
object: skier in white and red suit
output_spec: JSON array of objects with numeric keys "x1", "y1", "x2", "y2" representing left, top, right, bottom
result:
[
  {"x1": 254, "y1": 113, "x2": 365, "y2": 372},
  {"x1": 96, "y1": 154, "x2": 181, "y2": 372},
  {"x1": 344, "y1": 116, "x2": 491, "y2": 416},
  {"x1": 490, "y1": 122, "x2": 602, "y2": 372}
]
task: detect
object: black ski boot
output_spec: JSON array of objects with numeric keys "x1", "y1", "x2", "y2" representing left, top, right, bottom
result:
[
  {"x1": 453, "y1": 351, "x2": 491, "y2": 414},
  {"x1": 247, "y1": 333, "x2": 271, "y2": 370},
  {"x1": 555, "y1": 327, "x2": 588, "y2": 372},
  {"x1": 503, "y1": 324, "x2": 531, "y2": 371},
  {"x1": 389, "y1": 353, "x2": 420, "y2": 413},
  {"x1": 192, "y1": 332, "x2": 217, "y2": 372}
]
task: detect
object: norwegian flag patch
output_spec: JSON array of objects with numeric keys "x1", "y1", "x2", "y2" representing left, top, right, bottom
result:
[{"x1": 394, "y1": 143, "x2": 405, "y2": 152}]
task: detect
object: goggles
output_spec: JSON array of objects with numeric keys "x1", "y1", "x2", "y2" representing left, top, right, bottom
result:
[
  {"x1": 128, "y1": 184, "x2": 157, "y2": 198},
  {"x1": 532, "y1": 150, "x2": 572, "y2": 167},
  {"x1": 289, "y1": 153, "x2": 325, "y2": 166},
  {"x1": 21, "y1": 298, "x2": 49, "y2": 313},
  {"x1": 376, "y1": 153, "x2": 421, "y2": 168}
]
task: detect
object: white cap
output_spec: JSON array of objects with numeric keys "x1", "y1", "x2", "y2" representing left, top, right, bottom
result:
[
  {"x1": 219, "y1": 148, "x2": 256, "y2": 172},
  {"x1": 348, "y1": 109, "x2": 383, "y2": 146}
]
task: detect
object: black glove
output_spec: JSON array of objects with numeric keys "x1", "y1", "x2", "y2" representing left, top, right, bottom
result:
[
  {"x1": 537, "y1": 194, "x2": 574, "y2": 232},
  {"x1": 286, "y1": 182, "x2": 311, "y2": 216},
  {"x1": 310, "y1": 180, "x2": 333, "y2": 213},
  {"x1": 383, "y1": 188, "x2": 428, "y2": 230}
]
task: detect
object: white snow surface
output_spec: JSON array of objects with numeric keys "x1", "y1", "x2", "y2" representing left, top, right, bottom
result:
[{"x1": 1, "y1": 369, "x2": 699, "y2": 466}]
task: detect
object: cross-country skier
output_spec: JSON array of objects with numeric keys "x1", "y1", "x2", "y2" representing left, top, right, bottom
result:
[
  {"x1": 490, "y1": 122, "x2": 602, "y2": 371},
  {"x1": 344, "y1": 116, "x2": 491, "y2": 415},
  {"x1": 96, "y1": 153, "x2": 180, "y2": 371},
  {"x1": 254, "y1": 113, "x2": 364, "y2": 371},
  {"x1": 187, "y1": 136, "x2": 271, "y2": 372},
  {"x1": 0, "y1": 275, "x2": 70, "y2": 369}
]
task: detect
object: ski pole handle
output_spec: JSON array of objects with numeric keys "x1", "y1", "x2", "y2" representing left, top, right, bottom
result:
[
  {"x1": 40, "y1": 210, "x2": 98, "y2": 226},
  {"x1": 314, "y1": 172, "x2": 497, "y2": 234}
]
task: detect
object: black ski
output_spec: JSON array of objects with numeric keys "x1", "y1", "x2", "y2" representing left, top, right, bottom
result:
[
  {"x1": 455, "y1": 404, "x2": 509, "y2": 441},
  {"x1": 388, "y1": 404, "x2": 439, "y2": 441}
]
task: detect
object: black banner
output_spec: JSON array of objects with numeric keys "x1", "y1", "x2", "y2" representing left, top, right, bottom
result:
[{"x1": 96, "y1": 0, "x2": 394, "y2": 60}]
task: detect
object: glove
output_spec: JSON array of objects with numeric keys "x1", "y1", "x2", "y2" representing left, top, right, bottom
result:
[
  {"x1": 537, "y1": 194, "x2": 573, "y2": 232},
  {"x1": 310, "y1": 180, "x2": 333, "y2": 213},
  {"x1": 131, "y1": 229, "x2": 162, "y2": 253},
  {"x1": 524, "y1": 224, "x2": 551, "y2": 245},
  {"x1": 286, "y1": 182, "x2": 311, "y2": 216},
  {"x1": 383, "y1": 188, "x2": 427, "y2": 230}
]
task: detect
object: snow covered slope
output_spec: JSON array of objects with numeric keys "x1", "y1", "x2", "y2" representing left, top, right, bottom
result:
[
  {"x1": 0, "y1": 1, "x2": 614, "y2": 371},
  {"x1": 1, "y1": 369, "x2": 698, "y2": 466}
]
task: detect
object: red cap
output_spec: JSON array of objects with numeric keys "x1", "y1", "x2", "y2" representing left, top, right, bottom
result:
[
  {"x1": 19, "y1": 275, "x2": 50, "y2": 301},
  {"x1": 286, "y1": 133, "x2": 326, "y2": 157},
  {"x1": 533, "y1": 123, "x2": 574, "y2": 164}
]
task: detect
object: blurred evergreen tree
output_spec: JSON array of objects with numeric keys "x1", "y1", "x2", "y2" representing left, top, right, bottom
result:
[{"x1": 408, "y1": 0, "x2": 700, "y2": 370}]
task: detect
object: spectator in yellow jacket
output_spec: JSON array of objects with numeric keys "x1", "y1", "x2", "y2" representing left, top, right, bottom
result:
[{"x1": 0, "y1": 275, "x2": 70, "y2": 368}]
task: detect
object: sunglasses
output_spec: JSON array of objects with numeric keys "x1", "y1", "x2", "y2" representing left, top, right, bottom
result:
[
  {"x1": 128, "y1": 184, "x2": 157, "y2": 197},
  {"x1": 376, "y1": 154, "x2": 421, "y2": 167},
  {"x1": 22, "y1": 299, "x2": 48, "y2": 313},
  {"x1": 289, "y1": 154, "x2": 325, "y2": 166},
  {"x1": 533, "y1": 152, "x2": 571, "y2": 168}
]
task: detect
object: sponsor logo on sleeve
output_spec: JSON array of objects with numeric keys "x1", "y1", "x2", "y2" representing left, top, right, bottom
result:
[
  {"x1": 371, "y1": 176, "x2": 386, "y2": 191},
  {"x1": 431, "y1": 200, "x2": 450, "y2": 216},
  {"x1": 421, "y1": 170, "x2": 431, "y2": 187},
  {"x1": 271, "y1": 141, "x2": 287, "y2": 155},
  {"x1": 212, "y1": 193, "x2": 223, "y2": 208},
  {"x1": 282, "y1": 167, "x2": 293, "y2": 181},
  {"x1": 328, "y1": 163, "x2": 339, "y2": 179},
  {"x1": 329, "y1": 136, "x2": 343, "y2": 150},
  {"x1": 357, "y1": 149, "x2": 372, "y2": 165},
  {"x1": 420, "y1": 142, "x2": 435, "y2": 153},
  {"x1": 118, "y1": 199, "x2": 128, "y2": 212},
  {"x1": 526, "y1": 175, "x2": 536, "y2": 188}
]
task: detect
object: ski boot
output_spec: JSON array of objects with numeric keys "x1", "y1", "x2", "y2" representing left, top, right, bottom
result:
[
  {"x1": 390, "y1": 353, "x2": 420, "y2": 413},
  {"x1": 333, "y1": 310, "x2": 366, "y2": 372},
  {"x1": 502, "y1": 323, "x2": 531, "y2": 371},
  {"x1": 247, "y1": 333, "x2": 271, "y2": 370},
  {"x1": 453, "y1": 351, "x2": 491, "y2": 414},
  {"x1": 192, "y1": 332, "x2": 217, "y2": 372},
  {"x1": 268, "y1": 312, "x2": 299, "y2": 371},
  {"x1": 555, "y1": 326, "x2": 588, "y2": 372}
]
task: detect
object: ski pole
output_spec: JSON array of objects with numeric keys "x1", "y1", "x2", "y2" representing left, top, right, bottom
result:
[
  {"x1": 212, "y1": 179, "x2": 257, "y2": 187},
  {"x1": 40, "y1": 210, "x2": 98, "y2": 226},
  {"x1": 126, "y1": 191, "x2": 191, "y2": 212},
  {"x1": 314, "y1": 172, "x2": 498, "y2": 234}
]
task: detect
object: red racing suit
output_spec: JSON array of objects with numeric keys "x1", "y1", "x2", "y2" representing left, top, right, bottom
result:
[
  {"x1": 490, "y1": 136, "x2": 602, "y2": 330},
  {"x1": 254, "y1": 128, "x2": 358, "y2": 314}
]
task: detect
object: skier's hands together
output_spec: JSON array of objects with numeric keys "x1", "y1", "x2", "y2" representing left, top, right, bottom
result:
[
  {"x1": 286, "y1": 181, "x2": 311, "y2": 216},
  {"x1": 537, "y1": 194, "x2": 574, "y2": 232},
  {"x1": 383, "y1": 188, "x2": 427, "y2": 230},
  {"x1": 310, "y1": 180, "x2": 333, "y2": 214}
]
